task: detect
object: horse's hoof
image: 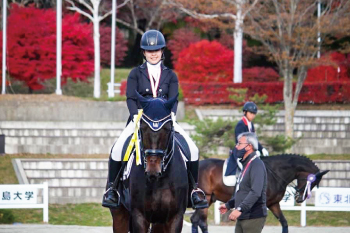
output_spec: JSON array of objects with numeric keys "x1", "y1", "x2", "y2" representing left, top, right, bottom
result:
[
  {"x1": 282, "y1": 226, "x2": 288, "y2": 233},
  {"x1": 191, "y1": 225, "x2": 199, "y2": 233}
]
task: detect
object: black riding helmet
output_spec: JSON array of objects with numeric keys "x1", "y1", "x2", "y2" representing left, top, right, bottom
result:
[
  {"x1": 243, "y1": 102, "x2": 258, "y2": 114},
  {"x1": 140, "y1": 30, "x2": 166, "y2": 51}
]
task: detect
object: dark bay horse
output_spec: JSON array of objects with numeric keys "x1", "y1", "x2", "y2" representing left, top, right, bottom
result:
[
  {"x1": 191, "y1": 154, "x2": 329, "y2": 233},
  {"x1": 110, "y1": 93, "x2": 188, "y2": 233}
]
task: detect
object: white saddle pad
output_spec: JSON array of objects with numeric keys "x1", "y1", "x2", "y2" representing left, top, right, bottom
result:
[{"x1": 222, "y1": 158, "x2": 237, "y2": 187}]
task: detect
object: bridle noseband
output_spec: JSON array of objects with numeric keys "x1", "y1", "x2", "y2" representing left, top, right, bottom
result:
[{"x1": 140, "y1": 113, "x2": 175, "y2": 173}]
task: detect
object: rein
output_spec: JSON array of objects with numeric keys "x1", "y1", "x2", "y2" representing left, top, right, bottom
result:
[{"x1": 263, "y1": 162, "x2": 301, "y2": 196}]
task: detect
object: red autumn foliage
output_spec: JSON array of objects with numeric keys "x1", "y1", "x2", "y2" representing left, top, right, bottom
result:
[
  {"x1": 100, "y1": 25, "x2": 128, "y2": 67},
  {"x1": 0, "y1": 4, "x2": 94, "y2": 90},
  {"x1": 167, "y1": 28, "x2": 201, "y2": 65},
  {"x1": 180, "y1": 81, "x2": 350, "y2": 105},
  {"x1": 306, "y1": 52, "x2": 350, "y2": 82},
  {"x1": 243, "y1": 67, "x2": 280, "y2": 82},
  {"x1": 175, "y1": 40, "x2": 234, "y2": 82}
]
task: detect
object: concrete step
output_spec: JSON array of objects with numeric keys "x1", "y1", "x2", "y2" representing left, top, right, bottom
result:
[
  {"x1": 29, "y1": 178, "x2": 105, "y2": 187},
  {"x1": 263, "y1": 130, "x2": 349, "y2": 139},
  {"x1": 6, "y1": 144, "x2": 112, "y2": 154},
  {"x1": 0, "y1": 128, "x2": 121, "y2": 137},
  {"x1": 317, "y1": 179, "x2": 350, "y2": 187},
  {"x1": 21, "y1": 159, "x2": 108, "y2": 170},
  {"x1": 25, "y1": 169, "x2": 107, "y2": 178},
  {"x1": 49, "y1": 187, "x2": 105, "y2": 204},
  {"x1": 316, "y1": 161, "x2": 350, "y2": 170},
  {"x1": 5, "y1": 136, "x2": 116, "y2": 146}
]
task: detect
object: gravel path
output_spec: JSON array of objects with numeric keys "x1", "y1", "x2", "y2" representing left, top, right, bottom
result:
[{"x1": 1, "y1": 224, "x2": 350, "y2": 233}]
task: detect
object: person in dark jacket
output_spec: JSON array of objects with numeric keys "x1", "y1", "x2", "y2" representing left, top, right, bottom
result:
[
  {"x1": 235, "y1": 102, "x2": 268, "y2": 156},
  {"x1": 225, "y1": 102, "x2": 268, "y2": 177},
  {"x1": 102, "y1": 30, "x2": 208, "y2": 209},
  {"x1": 219, "y1": 132, "x2": 267, "y2": 233}
]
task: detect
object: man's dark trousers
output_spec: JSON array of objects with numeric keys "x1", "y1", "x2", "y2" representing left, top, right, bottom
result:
[{"x1": 235, "y1": 217, "x2": 266, "y2": 233}]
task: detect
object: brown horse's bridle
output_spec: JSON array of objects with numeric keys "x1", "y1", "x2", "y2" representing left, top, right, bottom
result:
[
  {"x1": 140, "y1": 115, "x2": 175, "y2": 174},
  {"x1": 264, "y1": 162, "x2": 320, "y2": 201}
]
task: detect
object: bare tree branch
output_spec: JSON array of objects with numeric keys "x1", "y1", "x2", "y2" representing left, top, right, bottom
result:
[
  {"x1": 165, "y1": 0, "x2": 236, "y2": 20},
  {"x1": 116, "y1": 18, "x2": 144, "y2": 35},
  {"x1": 99, "y1": 0, "x2": 130, "y2": 22},
  {"x1": 66, "y1": 0, "x2": 94, "y2": 21}
]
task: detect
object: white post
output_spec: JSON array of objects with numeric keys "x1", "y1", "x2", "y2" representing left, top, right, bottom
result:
[
  {"x1": 317, "y1": 0, "x2": 321, "y2": 59},
  {"x1": 300, "y1": 200, "x2": 306, "y2": 227},
  {"x1": 109, "y1": 0, "x2": 117, "y2": 98},
  {"x1": 2, "y1": 0, "x2": 7, "y2": 94},
  {"x1": 56, "y1": 0, "x2": 62, "y2": 95},
  {"x1": 43, "y1": 182, "x2": 49, "y2": 223},
  {"x1": 233, "y1": 0, "x2": 243, "y2": 83},
  {"x1": 214, "y1": 201, "x2": 221, "y2": 224}
]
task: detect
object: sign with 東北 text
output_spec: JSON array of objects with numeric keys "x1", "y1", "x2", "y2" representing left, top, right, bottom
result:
[
  {"x1": 0, "y1": 185, "x2": 38, "y2": 204},
  {"x1": 315, "y1": 187, "x2": 350, "y2": 207}
]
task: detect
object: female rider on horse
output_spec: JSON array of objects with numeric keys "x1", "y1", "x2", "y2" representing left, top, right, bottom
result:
[{"x1": 102, "y1": 30, "x2": 208, "y2": 209}]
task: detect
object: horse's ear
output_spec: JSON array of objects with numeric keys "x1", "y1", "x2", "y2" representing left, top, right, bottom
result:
[
  {"x1": 135, "y1": 90, "x2": 149, "y2": 109},
  {"x1": 316, "y1": 170, "x2": 329, "y2": 188},
  {"x1": 316, "y1": 170, "x2": 329, "y2": 178},
  {"x1": 164, "y1": 94, "x2": 178, "y2": 111}
]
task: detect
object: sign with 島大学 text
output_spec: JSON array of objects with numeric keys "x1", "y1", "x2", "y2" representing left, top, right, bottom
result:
[
  {"x1": 0, "y1": 184, "x2": 38, "y2": 204},
  {"x1": 315, "y1": 187, "x2": 350, "y2": 207}
]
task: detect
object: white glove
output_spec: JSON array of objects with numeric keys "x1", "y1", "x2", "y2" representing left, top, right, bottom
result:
[
  {"x1": 256, "y1": 150, "x2": 261, "y2": 157},
  {"x1": 133, "y1": 114, "x2": 139, "y2": 127},
  {"x1": 262, "y1": 148, "x2": 269, "y2": 156},
  {"x1": 236, "y1": 158, "x2": 243, "y2": 170},
  {"x1": 171, "y1": 112, "x2": 176, "y2": 122}
]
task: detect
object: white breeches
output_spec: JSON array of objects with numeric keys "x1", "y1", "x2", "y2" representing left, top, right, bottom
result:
[{"x1": 110, "y1": 121, "x2": 199, "y2": 162}]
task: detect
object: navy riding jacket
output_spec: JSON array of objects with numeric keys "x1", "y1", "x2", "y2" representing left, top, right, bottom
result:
[
  {"x1": 126, "y1": 62, "x2": 179, "y2": 121},
  {"x1": 235, "y1": 119, "x2": 263, "y2": 152}
]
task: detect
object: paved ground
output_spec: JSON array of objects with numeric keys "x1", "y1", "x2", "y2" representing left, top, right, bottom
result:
[{"x1": 1, "y1": 224, "x2": 350, "y2": 233}]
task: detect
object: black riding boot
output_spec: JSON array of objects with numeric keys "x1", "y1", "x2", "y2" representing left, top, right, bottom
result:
[
  {"x1": 188, "y1": 161, "x2": 209, "y2": 209},
  {"x1": 102, "y1": 157, "x2": 122, "y2": 209}
]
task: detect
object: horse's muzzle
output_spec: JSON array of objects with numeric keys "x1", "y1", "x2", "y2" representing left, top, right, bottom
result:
[{"x1": 145, "y1": 155, "x2": 162, "y2": 179}]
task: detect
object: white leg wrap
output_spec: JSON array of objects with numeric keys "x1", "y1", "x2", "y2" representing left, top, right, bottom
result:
[
  {"x1": 110, "y1": 122, "x2": 135, "y2": 161},
  {"x1": 173, "y1": 122, "x2": 199, "y2": 161}
]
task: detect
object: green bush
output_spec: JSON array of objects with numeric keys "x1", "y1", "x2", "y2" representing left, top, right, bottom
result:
[{"x1": 0, "y1": 209, "x2": 15, "y2": 224}]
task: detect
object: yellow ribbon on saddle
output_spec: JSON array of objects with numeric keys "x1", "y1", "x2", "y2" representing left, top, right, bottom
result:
[{"x1": 123, "y1": 109, "x2": 143, "y2": 165}]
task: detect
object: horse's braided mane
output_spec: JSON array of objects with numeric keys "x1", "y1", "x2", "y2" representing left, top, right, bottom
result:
[{"x1": 270, "y1": 153, "x2": 319, "y2": 170}]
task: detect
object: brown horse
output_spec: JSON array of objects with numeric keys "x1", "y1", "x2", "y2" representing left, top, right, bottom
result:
[
  {"x1": 109, "y1": 93, "x2": 188, "y2": 233},
  {"x1": 191, "y1": 155, "x2": 329, "y2": 233}
]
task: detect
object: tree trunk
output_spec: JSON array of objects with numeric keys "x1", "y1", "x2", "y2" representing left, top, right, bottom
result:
[
  {"x1": 283, "y1": 68, "x2": 295, "y2": 139},
  {"x1": 93, "y1": 8, "x2": 101, "y2": 98},
  {"x1": 233, "y1": 1, "x2": 243, "y2": 83}
]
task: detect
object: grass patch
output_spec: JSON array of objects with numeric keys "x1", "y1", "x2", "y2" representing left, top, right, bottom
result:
[{"x1": 1, "y1": 203, "x2": 112, "y2": 226}]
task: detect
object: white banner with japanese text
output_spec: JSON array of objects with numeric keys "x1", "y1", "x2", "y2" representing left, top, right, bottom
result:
[
  {"x1": 0, "y1": 184, "x2": 38, "y2": 204},
  {"x1": 315, "y1": 187, "x2": 350, "y2": 207},
  {"x1": 280, "y1": 186, "x2": 295, "y2": 206}
]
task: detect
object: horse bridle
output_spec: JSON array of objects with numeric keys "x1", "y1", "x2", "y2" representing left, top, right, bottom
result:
[
  {"x1": 264, "y1": 162, "x2": 320, "y2": 201},
  {"x1": 139, "y1": 114, "x2": 175, "y2": 173}
]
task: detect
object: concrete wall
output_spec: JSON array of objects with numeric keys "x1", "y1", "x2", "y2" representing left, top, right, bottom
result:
[
  {"x1": 13, "y1": 158, "x2": 350, "y2": 204},
  {"x1": 0, "y1": 121, "x2": 194, "y2": 154},
  {"x1": 0, "y1": 99, "x2": 185, "y2": 121},
  {"x1": 196, "y1": 109, "x2": 350, "y2": 155}
]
